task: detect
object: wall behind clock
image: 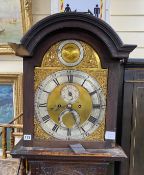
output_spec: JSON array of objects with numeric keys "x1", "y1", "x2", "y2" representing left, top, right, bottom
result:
[{"x1": 111, "y1": 0, "x2": 144, "y2": 58}]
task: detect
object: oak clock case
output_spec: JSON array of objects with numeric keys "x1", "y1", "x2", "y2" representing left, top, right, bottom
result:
[{"x1": 34, "y1": 40, "x2": 108, "y2": 142}]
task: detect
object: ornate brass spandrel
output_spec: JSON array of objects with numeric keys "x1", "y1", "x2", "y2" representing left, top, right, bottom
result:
[
  {"x1": 34, "y1": 118, "x2": 52, "y2": 140},
  {"x1": 85, "y1": 120, "x2": 105, "y2": 141},
  {"x1": 41, "y1": 41, "x2": 102, "y2": 69},
  {"x1": 81, "y1": 42, "x2": 101, "y2": 69},
  {"x1": 34, "y1": 67, "x2": 63, "y2": 91},
  {"x1": 41, "y1": 43, "x2": 60, "y2": 67},
  {"x1": 82, "y1": 69, "x2": 108, "y2": 96}
]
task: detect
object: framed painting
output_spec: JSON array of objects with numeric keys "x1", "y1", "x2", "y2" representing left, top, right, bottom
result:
[
  {"x1": 60, "y1": 0, "x2": 103, "y2": 17},
  {"x1": 0, "y1": 0, "x2": 32, "y2": 54},
  {"x1": 0, "y1": 74, "x2": 23, "y2": 123},
  {"x1": 0, "y1": 74, "x2": 23, "y2": 148},
  {"x1": 59, "y1": 0, "x2": 110, "y2": 22}
]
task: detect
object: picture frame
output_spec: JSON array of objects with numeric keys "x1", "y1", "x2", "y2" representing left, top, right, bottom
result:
[
  {"x1": 0, "y1": 0, "x2": 32, "y2": 54},
  {"x1": 59, "y1": 0, "x2": 110, "y2": 23},
  {"x1": 59, "y1": 0, "x2": 103, "y2": 17},
  {"x1": 0, "y1": 74, "x2": 23, "y2": 123}
]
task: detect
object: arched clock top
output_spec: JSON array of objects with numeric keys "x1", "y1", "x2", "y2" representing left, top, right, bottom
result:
[
  {"x1": 41, "y1": 40, "x2": 102, "y2": 69},
  {"x1": 10, "y1": 13, "x2": 136, "y2": 61}
]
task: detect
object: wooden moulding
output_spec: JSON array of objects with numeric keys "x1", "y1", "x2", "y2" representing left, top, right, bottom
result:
[{"x1": 11, "y1": 139, "x2": 126, "y2": 162}]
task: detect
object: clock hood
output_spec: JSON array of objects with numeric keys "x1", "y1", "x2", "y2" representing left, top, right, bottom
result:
[{"x1": 10, "y1": 12, "x2": 136, "y2": 61}]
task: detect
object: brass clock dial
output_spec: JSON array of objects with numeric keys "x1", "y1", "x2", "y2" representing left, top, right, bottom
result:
[
  {"x1": 35, "y1": 70, "x2": 106, "y2": 140},
  {"x1": 57, "y1": 40, "x2": 84, "y2": 66}
]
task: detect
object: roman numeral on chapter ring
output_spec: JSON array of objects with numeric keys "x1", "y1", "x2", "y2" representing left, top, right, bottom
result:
[
  {"x1": 90, "y1": 88, "x2": 101, "y2": 96},
  {"x1": 41, "y1": 89, "x2": 50, "y2": 94},
  {"x1": 89, "y1": 90, "x2": 97, "y2": 96},
  {"x1": 38, "y1": 86, "x2": 50, "y2": 93},
  {"x1": 93, "y1": 104, "x2": 101, "y2": 109},
  {"x1": 39, "y1": 103, "x2": 47, "y2": 107},
  {"x1": 81, "y1": 127, "x2": 88, "y2": 136},
  {"x1": 67, "y1": 75, "x2": 73, "y2": 83},
  {"x1": 81, "y1": 79, "x2": 87, "y2": 86},
  {"x1": 52, "y1": 124, "x2": 59, "y2": 132},
  {"x1": 53, "y1": 78, "x2": 60, "y2": 86},
  {"x1": 88, "y1": 116, "x2": 98, "y2": 124},
  {"x1": 67, "y1": 128, "x2": 71, "y2": 136},
  {"x1": 42, "y1": 115, "x2": 50, "y2": 123}
]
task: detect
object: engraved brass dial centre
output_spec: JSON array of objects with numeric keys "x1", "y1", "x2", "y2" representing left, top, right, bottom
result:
[{"x1": 47, "y1": 83, "x2": 92, "y2": 129}]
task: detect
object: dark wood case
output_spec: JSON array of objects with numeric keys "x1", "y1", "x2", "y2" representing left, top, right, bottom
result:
[{"x1": 10, "y1": 13, "x2": 136, "y2": 175}]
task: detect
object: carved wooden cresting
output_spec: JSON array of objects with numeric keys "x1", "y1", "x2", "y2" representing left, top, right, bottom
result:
[{"x1": 10, "y1": 13, "x2": 136, "y2": 175}]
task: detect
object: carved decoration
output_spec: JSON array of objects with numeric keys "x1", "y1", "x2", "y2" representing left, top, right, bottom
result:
[{"x1": 41, "y1": 41, "x2": 102, "y2": 69}]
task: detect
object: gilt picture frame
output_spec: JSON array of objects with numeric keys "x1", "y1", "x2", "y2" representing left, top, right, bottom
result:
[
  {"x1": 0, "y1": 74, "x2": 23, "y2": 123},
  {"x1": 0, "y1": 0, "x2": 32, "y2": 54},
  {"x1": 0, "y1": 74, "x2": 23, "y2": 149}
]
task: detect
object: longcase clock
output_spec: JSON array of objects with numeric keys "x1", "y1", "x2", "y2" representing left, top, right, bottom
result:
[{"x1": 10, "y1": 13, "x2": 136, "y2": 175}]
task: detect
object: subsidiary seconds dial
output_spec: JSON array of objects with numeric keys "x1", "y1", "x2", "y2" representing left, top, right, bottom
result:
[
  {"x1": 61, "y1": 84, "x2": 79, "y2": 103},
  {"x1": 35, "y1": 70, "x2": 106, "y2": 140}
]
